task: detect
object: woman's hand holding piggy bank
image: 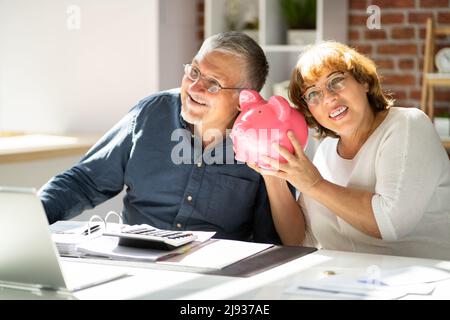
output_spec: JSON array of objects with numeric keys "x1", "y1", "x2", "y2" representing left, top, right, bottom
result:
[{"x1": 230, "y1": 89, "x2": 308, "y2": 170}]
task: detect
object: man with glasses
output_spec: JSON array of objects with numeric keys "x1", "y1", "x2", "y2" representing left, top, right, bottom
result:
[{"x1": 39, "y1": 31, "x2": 281, "y2": 244}]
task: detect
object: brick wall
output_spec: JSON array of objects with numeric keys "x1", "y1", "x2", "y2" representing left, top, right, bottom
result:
[
  {"x1": 349, "y1": 0, "x2": 450, "y2": 113},
  {"x1": 197, "y1": 0, "x2": 205, "y2": 49}
]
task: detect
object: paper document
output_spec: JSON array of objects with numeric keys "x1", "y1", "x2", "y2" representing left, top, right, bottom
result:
[
  {"x1": 285, "y1": 279, "x2": 434, "y2": 300},
  {"x1": 50, "y1": 220, "x2": 102, "y2": 234},
  {"x1": 158, "y1": 239, "x2": 273, "y2": 269},
  {"x1": 285, "y1": 266, "x2": 443, "y2": 300},
  {"x1": 50, "y1": 221, "x2": 104, "y2": 256},
  {"x1": 358, "y1": 266, "x2": 450, "y2": 286},
  {"x1": 76, "y1": 231, "x2": 216, "y2": 262}
]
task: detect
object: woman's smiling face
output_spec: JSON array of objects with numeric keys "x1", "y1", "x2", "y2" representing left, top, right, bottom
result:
[{"x1": 305, "y1": 69, "x2": 371, "y2": 137}]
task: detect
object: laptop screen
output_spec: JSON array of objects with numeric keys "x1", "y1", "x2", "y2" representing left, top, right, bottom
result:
[{"x1": 0, "y1": 186, "x2": 68, "y2": 290}]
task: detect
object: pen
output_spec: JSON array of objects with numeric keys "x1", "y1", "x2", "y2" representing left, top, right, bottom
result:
[{"x1": 296, "y1": 286, "x2": 367, "y2": 297}]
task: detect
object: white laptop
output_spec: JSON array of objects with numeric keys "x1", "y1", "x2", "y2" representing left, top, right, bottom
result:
[{"x1": 0, "y1": 186, "x2": 128, "y2": 292}]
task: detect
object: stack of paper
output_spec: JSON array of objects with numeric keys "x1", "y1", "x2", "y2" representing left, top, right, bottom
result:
[
  {"x1": 75, "y1": 231, "x2": 216, "y2": 263},
  {"x1": 50, "y1": 221, "x2": 103, "y2": 256}
]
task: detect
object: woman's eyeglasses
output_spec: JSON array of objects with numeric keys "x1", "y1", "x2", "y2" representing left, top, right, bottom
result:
[
  {"x1": 183, "y1": 64, "x2": 247, "y2": 94},
  {"x1": 302, "y1": 72, "x2": 346, "y2": 106}
]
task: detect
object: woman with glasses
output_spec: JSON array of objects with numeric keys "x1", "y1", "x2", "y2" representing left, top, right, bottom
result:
[{"x1": 249, "y1": 41, "x2": 450, "y2": 259}]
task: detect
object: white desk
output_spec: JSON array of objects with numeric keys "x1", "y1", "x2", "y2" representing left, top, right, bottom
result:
[
  {"x1": 186, "y1": 250, "x2": 450, "y2": 300},
  {"x1": 1, "y1": 249, "x2": 449, "y2": 300}
]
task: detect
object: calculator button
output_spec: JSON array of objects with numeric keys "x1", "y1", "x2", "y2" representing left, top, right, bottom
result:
[{"x1": 103, "y1": 224, "x2": 197, "y2": 251}]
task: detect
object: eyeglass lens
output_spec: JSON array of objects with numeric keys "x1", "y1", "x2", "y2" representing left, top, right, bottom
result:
[
  {"x1": 304, "y1": 73, "x2": 346, "y2": 106},
  {"x1": 184, "y1": 64, "x2": 221, "y2": 93}
]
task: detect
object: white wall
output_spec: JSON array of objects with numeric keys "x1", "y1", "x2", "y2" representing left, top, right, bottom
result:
[
  {"x1": 0, "y1": 0, "x2": 198, "y2": 221},
  {"x1": 158, "y1": 0, "x2": 199, "y2": 90},
  {"x1": 0, "y1": 0, "x2": 159, "y2": 134}
]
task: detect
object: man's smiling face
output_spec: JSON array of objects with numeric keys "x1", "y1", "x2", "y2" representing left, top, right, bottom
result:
[{"x1": 180, "y1": 50, "x2": 244, "y2": 133}]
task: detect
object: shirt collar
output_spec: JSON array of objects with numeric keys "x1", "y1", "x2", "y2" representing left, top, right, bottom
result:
[
  {"x1": 175, "y1": 90, "x2": 237, "y2": 164},
  {"x1": 176, "y1": 93, "x2": 189, "y2": 130}
]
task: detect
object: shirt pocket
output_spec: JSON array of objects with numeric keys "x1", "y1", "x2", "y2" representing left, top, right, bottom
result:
[{"x1": 205, "y1": 174, "x2": 258, "y2": 232}]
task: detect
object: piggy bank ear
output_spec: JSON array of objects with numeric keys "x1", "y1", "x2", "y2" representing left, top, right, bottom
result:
[
  {"x1": 268, "y1": 96, "x2": 291, "y2": 121},
  {"x1": 239, "y1": 89, "x2": 264, "y2": 112}
]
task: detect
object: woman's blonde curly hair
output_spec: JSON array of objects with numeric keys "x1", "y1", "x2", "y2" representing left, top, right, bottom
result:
[{"x1": 288, "y1": 41, "x2": 394, "y2": 139}]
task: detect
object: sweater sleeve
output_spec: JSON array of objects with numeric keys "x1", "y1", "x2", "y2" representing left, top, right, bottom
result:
[
  {"x1": 38, "y1": 100, "x2": 147, "y2": 223},
  {"x1": 371, "y1": 109, "x2": 448, "y2": 241}
]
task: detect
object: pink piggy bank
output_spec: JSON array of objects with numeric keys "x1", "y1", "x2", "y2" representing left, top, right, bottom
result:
[{"x1": 230, "y1": 89, "x2": 308, "y2": 170}]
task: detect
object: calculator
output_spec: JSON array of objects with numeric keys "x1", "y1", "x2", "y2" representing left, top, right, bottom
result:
[{"x1": 103, "y1": 224, "x2": 198, "y2": 250}]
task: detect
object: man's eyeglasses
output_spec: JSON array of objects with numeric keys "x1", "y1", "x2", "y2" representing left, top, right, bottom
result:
[
  {"x1": 302, "y1": 72, "x2": 347, "y2": 107},
  {"x1": 183, "y1": 64, "x2": 246, "y2": 94}
]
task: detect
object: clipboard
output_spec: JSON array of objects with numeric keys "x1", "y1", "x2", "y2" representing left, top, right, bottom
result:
[{"x1": 203, "y1": 245, "x2": 317, "y2": 277}]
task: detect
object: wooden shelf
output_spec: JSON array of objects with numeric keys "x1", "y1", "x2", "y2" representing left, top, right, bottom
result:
[
  {"x1": 441, "y1": 138, "x2": 450, "y2": 149},
  {"x1": 425, "y1": 74, "x2": 450, "y2": 86},
  {"x1": 420, "y1": 18, "x2": 450, "y2": 121},
  {"x1": 263, "y1": 45, "x2": 308, "y2": 52},
  {"x1": 0, "y1": 133, "x2": 100, "y2": 164}
]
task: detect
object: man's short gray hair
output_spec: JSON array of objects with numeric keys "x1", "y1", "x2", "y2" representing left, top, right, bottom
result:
[{"x1": 197, "y1": 31, "x2": 269, "y2": 92}]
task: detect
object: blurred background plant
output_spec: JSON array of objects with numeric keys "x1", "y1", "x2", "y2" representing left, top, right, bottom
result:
[
  {"x1": 280, "y1": 0, "x2": 316, "y2": 30},
  {"x1": 225, "y1": 0, "x2": 240, "y2": 30},
  {"x1": 224, "y1": 0, "x2": 259, "y2": 42},
  {"x1": 225, "y1": 0, "x2": 259, "y2": 31}
]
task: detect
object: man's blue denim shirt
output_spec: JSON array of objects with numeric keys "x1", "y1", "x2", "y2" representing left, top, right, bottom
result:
[{"x1": 40, "y1": 89, "x2": 281, "y2": 243}]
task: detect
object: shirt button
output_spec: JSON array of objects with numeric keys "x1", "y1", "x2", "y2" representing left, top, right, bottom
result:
[
  {"x1": 176, "y1": 223, "x2": 182, "y2": 228},
  {"x1": 197, "y1": 162, "x2": 202, "y2": 168},
  {"x1": 187, "y1": 195, "x2": 193, "y2": 202}
]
